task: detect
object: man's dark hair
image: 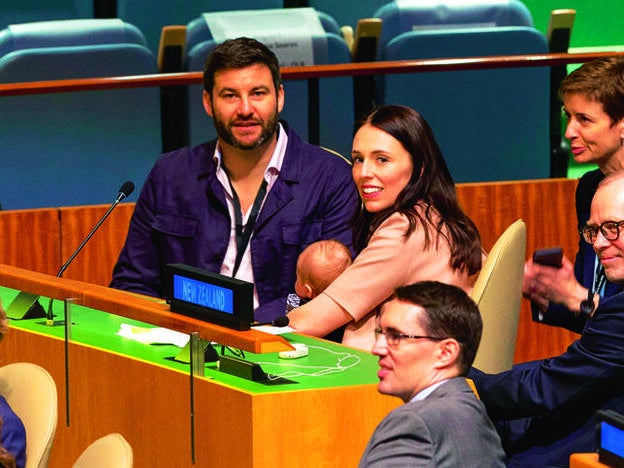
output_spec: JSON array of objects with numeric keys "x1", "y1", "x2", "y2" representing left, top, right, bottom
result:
[
  {"x1": 394, "y1": 281, "x2": 482, "y2": 375},
  {"x1": 203, "y1": 37, "x2": 282, "y2": 94}
]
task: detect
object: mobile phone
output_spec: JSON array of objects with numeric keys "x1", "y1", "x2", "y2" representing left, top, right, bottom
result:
[{"x1": 532, "y1": 247, "x2": 563, "y2": 268}]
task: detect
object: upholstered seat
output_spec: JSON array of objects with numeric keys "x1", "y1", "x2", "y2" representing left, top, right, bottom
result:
[
  {"x1": 0, "y1": 19, "x2": 161, "y2": 209},
  {"x1": 0, "y1": 362, "x2": 58, "y2": 468},
  {"x1": 72, "y1": 433, "x2": 133, "y2": 468},
  {"x1": 378, "y1": 26, "x2": 549, "y2": 182},
  {"x1": 183, "y1": 8, "x2": 354, "y2": 157},
  {"x1": 471, "y1": 219, "x2": 527, "y2": 373}
]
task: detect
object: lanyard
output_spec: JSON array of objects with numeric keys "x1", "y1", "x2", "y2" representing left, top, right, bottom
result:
[
  {"x1": 580, "y1": 264, "x2": 606, "y2": 316},
  {"x1": 227, "y1": 176, "x2": 268, "y2": 278}
]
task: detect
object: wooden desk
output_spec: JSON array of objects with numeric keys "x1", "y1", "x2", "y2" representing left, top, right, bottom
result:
[
  {"x1": 0, "y1": 273, "x2": 398, "y2": 467},
  {"x1": 570, "y1": 453, "x2": 611, "y2": 468},
  {"x1": 0, "y1": 178, "x2": 582, "y2": 363}
]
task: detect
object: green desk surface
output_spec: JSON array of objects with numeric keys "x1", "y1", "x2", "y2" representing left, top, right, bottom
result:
[{"x1": 1, "y1": 286, "x2": 381, "y2": 394}]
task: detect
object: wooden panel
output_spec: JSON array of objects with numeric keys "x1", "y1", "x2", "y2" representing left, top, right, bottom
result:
[
  {"x1": 249, "y1": 387, "x2": 396, "y2": 467},
  {"x1": 1, "y1": 326, "x2": 190, "y2": 467},
  {"x1": 457, "y1": 178, "x2": 580, "y2": 363},
  {"x1": 570, "y1": 453, "x2": 610, "y2": 468},
  {"x1": 0, "y1": 207, "x2": 60, "y2": 275},
  {"x1": 1, "y1": 320, "x2": 395, "y2": 467},
  {"x1": 58, "y1": 203, "x2": 134, "y2": 285},
  {"x1": 0, "y1": 178, "x2": 587, "y2": 364}
]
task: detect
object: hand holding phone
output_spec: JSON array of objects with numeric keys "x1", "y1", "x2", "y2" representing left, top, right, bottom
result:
[{"x1": 532, "y1": 247, "x2": 563, "y2": 268}]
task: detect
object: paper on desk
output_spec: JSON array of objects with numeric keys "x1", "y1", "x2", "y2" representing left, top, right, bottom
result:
[
  {"x1": 251, "y1": 325, "x2": 296, "y2": 335},
  {"x1": 117, "y1": 323, "x2": 190, "y2": 348}
]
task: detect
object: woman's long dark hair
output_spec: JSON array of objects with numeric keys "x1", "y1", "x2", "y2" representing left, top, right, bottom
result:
[{"x1": 352, "y1": 105, "x2": 482, "y2": 275}]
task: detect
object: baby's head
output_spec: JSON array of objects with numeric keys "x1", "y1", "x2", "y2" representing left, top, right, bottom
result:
[{"x1": 295, "y1": 240, "x2": 352, "y2": 300}]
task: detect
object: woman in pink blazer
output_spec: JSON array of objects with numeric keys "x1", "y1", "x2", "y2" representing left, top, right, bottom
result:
[{"x1": 288, "y1": 105, "x2": 482, "y2": 351}]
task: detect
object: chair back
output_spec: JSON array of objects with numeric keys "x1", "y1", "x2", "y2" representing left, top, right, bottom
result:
[
  {"x1": 0, "y1": 18, "x2": 147, "y2": 59},
  {"x1": 374, "y1": 0, "x2": 533, "y2": 55},
  {"x1": 117, "y1": 0, "x2": 283, "y2": 54},
  {"x1": 183, "y1": 8, "x2": 353, "y2": 156},
  {"x1": 0, "y1": 1, "x2": 93, "y2": 30},
  {"x1": 471, "y1": 219, "x2": 526, "y2": 373},
  {"x1": 72, "y1": 433, "x2": 133, "y2": 468},
  {"x1": 0, "y1": 19, "x2": 161, "y2": 209},
  {"x1": 0, "y1": 362, "x2": 58, "y2": 468},
  {"x1": 307, "y1": 0, "x2": 391, "y2": 29},
  {"x1": 379, "y1": 26, "x2": 549, "y2": 182}
]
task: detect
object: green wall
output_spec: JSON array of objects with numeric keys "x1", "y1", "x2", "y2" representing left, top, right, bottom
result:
[{"x1": 522, "y1": 1, "x2": 624, "y2": 47}]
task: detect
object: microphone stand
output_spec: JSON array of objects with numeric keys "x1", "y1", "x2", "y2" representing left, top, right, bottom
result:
[{"x1": 46, "y1": 182, "x2": 134, "y2": 326}]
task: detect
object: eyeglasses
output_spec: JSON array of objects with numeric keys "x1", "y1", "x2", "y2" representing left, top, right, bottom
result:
[
  {"x1": 580, "y1": 221, "x2": 624, "y2": 244},
  {"x1": 374, "y1": 327, "x2": 446, "y2": 348}
]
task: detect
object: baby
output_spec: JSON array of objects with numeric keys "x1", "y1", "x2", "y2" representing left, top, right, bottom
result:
[
  {"x1": 289, "y1": 240, "x2": 352, "y2": 308},
  {"x1": 255, "y1": 240, "x2": 352, "y2": 326}
]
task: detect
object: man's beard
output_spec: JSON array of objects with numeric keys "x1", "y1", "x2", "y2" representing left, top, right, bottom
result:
[{"x1": 214, "y1": 111, "x2": 279, "y2": 150}]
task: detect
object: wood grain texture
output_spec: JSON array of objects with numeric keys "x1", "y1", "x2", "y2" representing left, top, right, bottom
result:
[
  {"x1": 1, "y1": 324, "x2": 396, "y2": 467},
  {"x1": 1, "y1": 178, "x2": 583, "y2": 363},
  {"x1": 0, "y1": 207, "x2": 60, "y2": 275},
  {"x1": 58, "y1": 203, "x2": 134, "y2": 285},
  {"x1": 456, "y1": 178, "x2": 580, "y2": 363}
]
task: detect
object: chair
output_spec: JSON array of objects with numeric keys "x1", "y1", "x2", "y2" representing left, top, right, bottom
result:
[
  {"x1": 0, "y1": 19, "x2": 161, "y2": 209},
  {"x1": 0, "y1": 362, "x2": 58, "y2": 468},
  {"x1": 379, "y1": 26, "x2": 550, "y2": 182},
  {"x1": 183, "y1": 8, "x2": 354, "y2": 156},
  {"x1": 72, "y1": 433, "x2": 133, "y2": 468},
  {"x1": 374, "y1": 0, "x2": 534, "y2": 56},
  {"x1": 117, "y1": 0, "x2": 284, "y2": 54},
  {"x1": 0, "y1": 1, "x2": 94, "y2": 30},
  {"x1": 471, "y1": 219, "x2": 526, "y2": 374},
  {"x1": 307, "y1": 0, "x2": 391, "y2": 30}
]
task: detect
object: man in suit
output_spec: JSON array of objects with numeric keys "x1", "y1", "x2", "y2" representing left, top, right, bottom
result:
[
  {"x1": 471, "y1": 169, "x2": 624, "y2": 466},
  {"x1": 359, "y1": 281, "x2": 506, "y2": 467}
]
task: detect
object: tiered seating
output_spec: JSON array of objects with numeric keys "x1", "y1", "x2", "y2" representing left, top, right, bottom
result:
[
  {"x1": 375, "y1": 0, "x2": 533, "y2": 57},
  {"x1": 306, "y1": 0, "x2": 391, "y2": 30},
  {"x1": 372, "y1": 0, "x2": 550, "y2": 182},
  {"x1": 116, "y1": 0, "x2": 283, "y2": 54},
  {"x1": 0, "y1": 19, "x2": 161, "y2": 209},
  {"x1": 0, "y1": 0, "x2": 94, "y2": 29}
]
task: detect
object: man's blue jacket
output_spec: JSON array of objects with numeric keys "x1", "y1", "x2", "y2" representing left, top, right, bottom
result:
[{"x1": 110, "y1": 121, "x2": 358, "y2": 317}]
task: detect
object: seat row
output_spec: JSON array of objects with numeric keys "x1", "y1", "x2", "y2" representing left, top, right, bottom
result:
[
  {"x1": 0, "y1": 361, "x2": 133, "y2": 467},
  {"x1": 0, "y1": 1, "x2": 552, "y2": 210}
]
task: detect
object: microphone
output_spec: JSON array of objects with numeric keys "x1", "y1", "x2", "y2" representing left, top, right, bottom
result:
[
  {"x1": 46, "y1": 181, "x2": 135, "y2": 325},
  {"x1": 253, "y1": 315, "x2": 290, "y2": 327}
]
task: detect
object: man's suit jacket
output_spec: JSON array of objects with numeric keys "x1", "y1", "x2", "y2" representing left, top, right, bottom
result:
[
  {"x1": 471, "y1": 290, "x2": 624, "y2": 467},
  {"x1": 533, "y1": 169, "x2": 621, "y2": 332},
  {"x1": 359, "y1": 377, "x2": 506, "y2": 467},
  {"x1": 110, "y1": 121, "x2": 358, "y2": 317}
]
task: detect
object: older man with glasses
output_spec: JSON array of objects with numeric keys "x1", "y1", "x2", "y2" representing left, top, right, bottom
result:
[
  {"x1": 359, "y1": 281, "x2": 505, "y2": 467},
  {"x1": 470, "y1": 169, "x2": 624, "y2": 467}
]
